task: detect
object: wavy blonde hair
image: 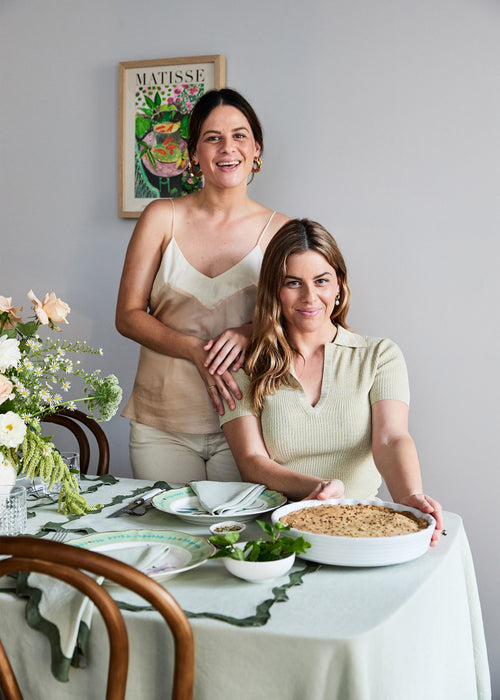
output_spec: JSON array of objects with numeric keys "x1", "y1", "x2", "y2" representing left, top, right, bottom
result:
[{"x1": 245, "y1": 218, "x2": 351, "y2": 414}]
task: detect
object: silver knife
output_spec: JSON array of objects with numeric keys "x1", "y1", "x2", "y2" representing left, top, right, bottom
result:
[{"x1": 106, "y1": 488, "x2": 164, "y2": 518}]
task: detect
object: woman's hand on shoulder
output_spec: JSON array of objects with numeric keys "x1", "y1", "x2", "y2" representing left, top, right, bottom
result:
[
  {"x1": 188, "y1": 338, "x2": 244, "y2": 416},
  {"x1": 203, "y1": 324, "x2": 252, "y2": 375},
  {"x1": 397, "y1": 493, "x2": 444, "y2": 546}
]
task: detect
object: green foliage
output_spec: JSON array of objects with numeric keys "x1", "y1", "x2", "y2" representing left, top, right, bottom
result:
[
  {"x1": 135, "y1": 115, "x2": 151, "y2": 140},
  {"x1": 209, "y1": 520, "x2": 311, "y2": 562}
]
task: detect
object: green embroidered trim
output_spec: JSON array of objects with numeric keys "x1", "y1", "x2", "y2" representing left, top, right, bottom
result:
[
  {"x1": 115, "y1": 562, "x2": 321, "y2": 627},
  {"x1": 17, "y1": 574, "x2": 76, "y2": 682},
  {"x1": 29, "y1": 478, "x2": 170, "y2": 525},
  {"x1": 93, "y1": 479, "x2": 170, "y2": 518}
]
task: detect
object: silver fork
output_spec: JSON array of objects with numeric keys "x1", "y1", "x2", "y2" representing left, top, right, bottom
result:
[{"x1": 51, "y1": 530, "x2": 68, "y2": 543}]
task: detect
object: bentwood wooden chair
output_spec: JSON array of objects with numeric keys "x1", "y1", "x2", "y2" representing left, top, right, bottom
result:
[
  {"x1": 0, "y1": 536, "x2": 194, "y2": 700},
  {"x1": 41, "y1": 408, "x2": 110, "y2": 475}
]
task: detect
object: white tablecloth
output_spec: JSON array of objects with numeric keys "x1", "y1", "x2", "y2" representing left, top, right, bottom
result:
[{"x1": 0, "y1": 476, "x2": 491, "y2": 700}]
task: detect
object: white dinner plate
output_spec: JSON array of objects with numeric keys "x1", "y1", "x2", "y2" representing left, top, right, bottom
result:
[
  {"x1": 272, "y1": 499, "x2": 436, "y2": 567},
  {"x1": 152, "y1": 486, "x2": 287, "y2": 525},
  {"x1": 66, "y1": 529, "x2": 215, "y2": 581}
]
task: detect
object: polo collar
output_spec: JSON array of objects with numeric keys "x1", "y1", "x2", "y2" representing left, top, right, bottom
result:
[{"x1": 332, "y1": 325, "x2": 367, "y2": 348}]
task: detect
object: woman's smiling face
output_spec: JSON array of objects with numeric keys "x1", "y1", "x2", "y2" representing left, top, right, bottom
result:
[
  {"x1": 279, "y1": 250, "x2": 340, "y2": 333},
  {"x1": 193, "y1": 105, "x2": 261, "y2": 187}
]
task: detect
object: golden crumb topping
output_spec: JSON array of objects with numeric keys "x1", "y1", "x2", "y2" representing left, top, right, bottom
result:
[{"x1": 280, "y1": 504, "x2": 428, "y2": 537}]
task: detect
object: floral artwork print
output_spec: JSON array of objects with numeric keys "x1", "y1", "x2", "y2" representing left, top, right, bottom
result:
[{"x1": 134, "y1": 83, "x2": 205, "y2": 200}]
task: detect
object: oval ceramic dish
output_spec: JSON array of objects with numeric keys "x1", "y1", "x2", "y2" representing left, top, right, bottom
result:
[{"x1": 271, "y1": 499, "x2": 436, "y2": 567}]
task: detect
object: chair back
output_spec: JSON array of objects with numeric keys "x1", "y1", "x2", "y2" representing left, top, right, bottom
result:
[
  {"x1": 0, "y1": 536, "x2": 194, "y2": 700},
  {"x1": 42, "y1": 409, "x2": 110, "y2": 475}
]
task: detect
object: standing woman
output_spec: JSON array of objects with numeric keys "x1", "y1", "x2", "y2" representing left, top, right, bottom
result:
[{"x1": 116, "y1": 89, "x2": 289, "y2": 483}]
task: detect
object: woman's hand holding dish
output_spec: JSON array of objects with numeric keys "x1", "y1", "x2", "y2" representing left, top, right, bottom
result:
[{"x1": 397, "y1": 492, "x2": 443, "y2": 546}]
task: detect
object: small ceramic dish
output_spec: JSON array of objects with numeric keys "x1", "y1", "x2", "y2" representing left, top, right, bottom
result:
[
  {"x1": 209, "y1": 521, "x2": 247, "y2": 536},
  {"x1": 221, "y1": 544, "x2": 295, "y2": 583}
]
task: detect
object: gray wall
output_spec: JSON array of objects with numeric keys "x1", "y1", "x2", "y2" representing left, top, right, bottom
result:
[{"x1": 2, "y1": 0, "x2": 498, "y2": 694}]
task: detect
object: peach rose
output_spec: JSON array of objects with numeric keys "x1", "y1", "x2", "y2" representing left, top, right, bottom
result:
[
  {"x1": 41, "y1": 292, "x2": 70, "y2": 324},
  {"x1": 0, "y1": 375, "x2": 14, "y2": 406},
  {"x1": 27, "y1": 290, "x2": 49, "y2": 325},
  {"x1": 0, "y1": 296, "x2": 23, "y2": 325},
  {"x1": 27, "y1": 290, "x2": 70, "y2": 326}
]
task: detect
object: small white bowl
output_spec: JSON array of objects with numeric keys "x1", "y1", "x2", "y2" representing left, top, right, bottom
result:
[
  {"x1": 209, "y1": 521, "x2": 246, "y2": 536},
  {"x1": 221, "y1": 550, "x2": 295, "y2": 583}
]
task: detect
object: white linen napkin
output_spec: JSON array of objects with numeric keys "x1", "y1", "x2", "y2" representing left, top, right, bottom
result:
[
  {"x1": 26, "y1": 542, "x2": 170, "y2": 662},
  {"x1": 103, "y1": 543, "x2": 170, "y2": 571},
  {"x1": 189, "y1": 480, "x2": 267, "y2": 515}
]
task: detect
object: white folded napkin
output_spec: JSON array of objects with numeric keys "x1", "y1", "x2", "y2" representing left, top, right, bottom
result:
[
  {"x1": 189, "y1": 480, "x2": 266, "y2": 515},
  {"x1": 103, "y1": 542, "x2": 170, "y2": 571},
  {"x1": 26, "y1": 542, "x2": 170, "y2": 663}
]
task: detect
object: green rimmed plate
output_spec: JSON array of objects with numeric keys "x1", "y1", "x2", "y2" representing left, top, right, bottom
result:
[
  {"x1": 66, "y1": 529, "x2": 214, "y2": 582},
  {"x1": 152, "y1": 486, "x2": 287, "y2": 524}
]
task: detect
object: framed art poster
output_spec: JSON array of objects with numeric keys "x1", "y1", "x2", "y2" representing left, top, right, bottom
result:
[{"x1": 118, "y1": 55, "x2": 225, "y2": 218}]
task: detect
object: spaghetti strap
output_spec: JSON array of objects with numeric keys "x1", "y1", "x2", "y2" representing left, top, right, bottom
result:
[
  {"x1": 256, "y1": 210, "x2": 277, "y2": 246},
  {"x1": 169, "y1": 198, "x2": 175, "y2": 238}
]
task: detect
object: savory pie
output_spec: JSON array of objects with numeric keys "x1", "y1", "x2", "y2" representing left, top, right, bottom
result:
[{"x1": 280, "y1": 503, "x2": 429, "y2": 537}]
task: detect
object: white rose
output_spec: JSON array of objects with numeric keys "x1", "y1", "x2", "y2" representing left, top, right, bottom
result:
[
  {"x1": 0, "y1": 335, "x2": 21, "y2": 372},
  {"x1": 0, "y1": 411, "x2": 26, "y2": 448}
]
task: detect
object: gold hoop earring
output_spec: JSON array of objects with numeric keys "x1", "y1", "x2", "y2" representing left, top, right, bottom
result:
[
  {"x1": 251, "y1": 156, "x2": 262, "y2": 174},
  {"x1": 188, "y1": 161, "x2": 203, "y2": 178}
]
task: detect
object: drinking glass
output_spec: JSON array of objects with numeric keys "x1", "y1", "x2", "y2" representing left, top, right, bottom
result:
[
  {"x1": 0, "y1": 485, "x2": 27, "y2": 535},
  {"x1": 41, "y1": 451, "x2": 80, "y2": 495},
  {"x1": 61, "y1": 451, "x2": 80, "y2": 486}
]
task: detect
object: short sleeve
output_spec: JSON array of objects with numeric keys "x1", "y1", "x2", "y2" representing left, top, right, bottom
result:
[
  {"x1": 219, "y1": 369, "x2": 255, "y2": 428},
  {"x1": 369, "y1": 339, "x2": 410, "y2": 405}
]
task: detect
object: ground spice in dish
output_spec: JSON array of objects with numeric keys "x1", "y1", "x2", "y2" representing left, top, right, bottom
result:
[
  {"x1": 212, "y1": 525, "x2": 244, "y2": 533},
  {"x1": 280, "y1": 504, "x2": 429, "y2": 537}
]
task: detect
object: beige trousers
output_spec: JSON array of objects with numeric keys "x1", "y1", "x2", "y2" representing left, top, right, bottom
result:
[{"x1": 129, "y1": 421, "x2": 240, "y2": 484}]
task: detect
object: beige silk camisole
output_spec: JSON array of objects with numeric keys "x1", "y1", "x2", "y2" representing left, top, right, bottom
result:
[{"x1": 122, "y1": 202, "x2": 276, "y2": 434}]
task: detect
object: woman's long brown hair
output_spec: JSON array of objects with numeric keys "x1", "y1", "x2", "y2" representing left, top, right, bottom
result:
[{"x1": 245, "y1": 218, "x2": 351, "y2": 413}]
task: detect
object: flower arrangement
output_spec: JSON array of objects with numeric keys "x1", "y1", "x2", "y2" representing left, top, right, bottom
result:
[{"x1": 0, "y1": 291, "x2": 122, "y2": 514}]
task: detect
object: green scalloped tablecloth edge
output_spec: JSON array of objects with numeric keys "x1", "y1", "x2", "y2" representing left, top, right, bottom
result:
[
  {"x1": 14, "y1": 560, "x2": 320, "y2": 682},
  {"x1": 25, "y1": 477, "x2": 170, "y2": 521},
  {"x1": 118, "y1": 561, "x2": 321, "y2": 626}
]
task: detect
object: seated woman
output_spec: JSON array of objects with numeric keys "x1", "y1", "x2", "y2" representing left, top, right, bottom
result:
[{"x1": 220, "y1": 218, "x2": 443, "y2": 545}]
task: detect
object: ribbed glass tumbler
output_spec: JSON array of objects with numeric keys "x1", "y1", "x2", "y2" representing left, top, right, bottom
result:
[{"x1": 0, "y1": 485, "x2": 27, "y2": 535}]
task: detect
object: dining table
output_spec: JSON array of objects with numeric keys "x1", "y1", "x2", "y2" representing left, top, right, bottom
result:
[{"x1": 0, "y1": 475, "x2": 491, "y2": 700}]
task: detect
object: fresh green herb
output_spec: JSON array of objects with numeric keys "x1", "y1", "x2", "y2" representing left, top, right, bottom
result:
[{"x1": 209, "y1": 520, "x2": 311, "y2": 562}]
